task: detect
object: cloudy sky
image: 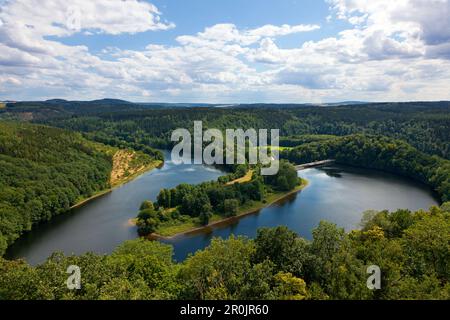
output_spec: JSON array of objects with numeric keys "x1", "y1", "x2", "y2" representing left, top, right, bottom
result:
[{"x1": 1, "y1": 0, "x2": 450, "y2": 103}]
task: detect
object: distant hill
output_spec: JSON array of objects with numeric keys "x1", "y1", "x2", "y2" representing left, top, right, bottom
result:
[
  {"x1": 88, "y1": 98, "x2": 134, "y2": 105},
  {"x1": 45, "y1": 99, "x2": 68, "y2": 103},
  {"x1": 2, "y1": 99, "x2": 450, "y2": 122},
  {"x1": 1, "y1": 99, "x2": 220, "y2": 119},
  {"x1": 320, "y1": 101, "x2": 370, "y2": 106},
  {"x1": 233, "y1": 102, "x2": 372, "y2": 108}
]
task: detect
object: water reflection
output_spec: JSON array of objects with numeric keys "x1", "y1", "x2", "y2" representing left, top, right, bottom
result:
[
  {"x1": 164, "y1": 164, "x2": 439, "y2": 261},
  {"x1": 7, "y1": 161, "x2": 439, "y2": 265},
  {"x1": 6, "y1": 151, "x2": 225, "y2": 265}
]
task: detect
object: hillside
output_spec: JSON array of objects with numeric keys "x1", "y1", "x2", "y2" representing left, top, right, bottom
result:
[
  {"x1": 18, "y1": 101, "x2": 447, "y2": 159},
  {"x1": 283, "y1": 134, "x2": 450, "y2": 202},
  {"x1": 0, "y1": 121, "x2": 158, "y2": 255},
  {"x1": 1, "y1": 101, "x2": 449, "y2": 158},
  {"x1": 110, "y1": 149, "x2": 162, "y2": 187}
]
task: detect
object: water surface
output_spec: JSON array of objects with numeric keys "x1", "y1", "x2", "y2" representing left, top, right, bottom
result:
[
  {"x1": 6, "y1": 151, "x2": 224, "y2": 265},
  {"x1": 163, "y1": 165, "x2": 439, "y2": 261},
  {"x1": 7, "y1": 159, "x2": 439, "y2": 264}
]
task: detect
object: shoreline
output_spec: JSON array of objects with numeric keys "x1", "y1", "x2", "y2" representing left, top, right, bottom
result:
[
  {"x1": 149, "y1": 179, "x2": 309, "y2": 241},
  {"x1": 70, "y1": 159, "x2": 163, "y2": 210}
]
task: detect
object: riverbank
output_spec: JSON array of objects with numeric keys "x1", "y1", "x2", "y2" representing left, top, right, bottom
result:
[
  {"x1": 148, "y1": 178, "x2": 308, "y2": 240},
  {"x1": 70, "y1": 158, "x2": 163, "y2": 210}
]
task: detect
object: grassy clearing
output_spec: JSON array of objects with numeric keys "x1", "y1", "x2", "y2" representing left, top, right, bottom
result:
[
  {"x1": 155, "y1": 214, "x2": 224, "y2": 237},
  {"x1": 156, "y1": 220, "x2": 198, "y2": 237}
]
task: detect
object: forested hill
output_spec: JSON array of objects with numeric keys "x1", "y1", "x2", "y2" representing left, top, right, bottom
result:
[
  {"x1": 0, "y1": 99, "x2": 217, "y2": 119},
  {"x1": 0, "y1": 122, "x2": 156, "y2": 255},
  {"x1": 5, "y1": 101, "x2": 446, "y2": 159},
  {"x1": 282, "y1": 135, "x2": 450, "y2": 203}
]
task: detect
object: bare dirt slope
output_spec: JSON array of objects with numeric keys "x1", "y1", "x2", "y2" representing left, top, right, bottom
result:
[{"x1": 110, "y1": 149, "x2": 155, "y2": 186}]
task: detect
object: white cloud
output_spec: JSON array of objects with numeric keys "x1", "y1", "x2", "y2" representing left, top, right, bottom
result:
[
  {"x1": 248, "y1": 24, "x2": 320, "y2": 37},
  {"x1": 0, "y1": 77, "x2": 21, "y2": 85},
  {"x1": 0, "y1": 0, "x2": 449, "y2": 102},
  {"x1": 0, "y1": 0, "x2": 174, "y2": 63},
  {"x1": 176, "y1": 23, "x2": 320, "y2": 48},
  {"x1": 327, "y1": 0, "x2": 450, "y2": 59},
  {"x1": 1, "y1": 0, "x2": 173, "y2": 37}
]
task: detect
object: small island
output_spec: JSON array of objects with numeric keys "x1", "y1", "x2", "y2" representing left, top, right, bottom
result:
[{"x1": 135, "y1": 161, "x2": 308, "y2": 238}]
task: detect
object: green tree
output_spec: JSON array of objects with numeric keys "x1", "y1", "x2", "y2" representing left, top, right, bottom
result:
[
  {"x1": 403, "y1": 212, "x2": 450, "y2": 279},
  {"x1": 198, "y1": 203, "x2": 213, "y2": 226},
  {"x1": 270, "y1": 272, "x2": 307, "y2": 300},
  {"x1": 140, "y1": 200, "x2": 154, "y2": 211},
  {"x1": 223, "y1": 199, "x2": 239, "y2": 217},
  {"x1": 253, "y1": 226, "x2": 309, "y2": 276},
  {"x1": 308, "y1": 221, "x2": 345, "y2": 283},
  {"x1": 179, "y1": 236, "x2": 255, "y2": 299},
  {"x1": 264, "y1": 161, "x2": 298, "y2": 191}
]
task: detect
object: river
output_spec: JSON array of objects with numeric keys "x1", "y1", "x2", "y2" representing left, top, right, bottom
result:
[
  {"x1": 6, "y1": 151, "x2": 225, "y2": 265},
  {"x1": 165, "y1": 164, "x2": 439, "y2": 261},
  {"x1": 7, "y1": 153, "x2": 439, "y2": 264}
]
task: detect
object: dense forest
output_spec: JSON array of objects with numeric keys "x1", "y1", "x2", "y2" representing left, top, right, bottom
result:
[
  {"x1": 282, "y1": 135, "x2": 450, "y2": 202},
  {"x1": 0, "y1": 122, "x2": 159, "y2": 255},
  {"x1": 2, "y1": 101, "x2": 448, "y2": 159},
  {"x1": 1, "y1": 203, "x2": 448, "y2": 300}
]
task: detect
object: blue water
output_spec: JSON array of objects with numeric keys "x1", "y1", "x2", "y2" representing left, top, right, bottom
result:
[
  {"x1": 163, "y1": 165, "x2": 439, "y2": 261},
  {"x1": 6, "y1": 151, "x2": 224, "y2": 265},
  {"x1": 7, "y1": 153, "x2": 439, "y2": 265}
]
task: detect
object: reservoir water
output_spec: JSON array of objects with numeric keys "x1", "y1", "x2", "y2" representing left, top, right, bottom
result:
[
  {"x1": 6, "y1": 151, "x2": 225, "y2": 264},
  {"x1": 7, "y1": 152, "x2": 439, "y2": 264},
  {"x1": 165, "y1": 165, "x2": 439, "y2": 261}
]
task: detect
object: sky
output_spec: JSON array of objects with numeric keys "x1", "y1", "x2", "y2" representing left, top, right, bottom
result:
[{"x1": 0, "y1": 0, "x2": 450, "y2": 103}]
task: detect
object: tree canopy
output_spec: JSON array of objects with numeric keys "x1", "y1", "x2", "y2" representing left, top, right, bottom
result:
[{"x1": 1, "y1": 203, "x2": 448, "y2": 300}]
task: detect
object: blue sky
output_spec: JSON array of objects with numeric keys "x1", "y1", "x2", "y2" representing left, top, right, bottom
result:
[
  {"x1": 1, "y1": 0, "x2": 450, "y2": 103},
  {"x1": 54, "y1": 1, "x2": 345, "y2": 53}
]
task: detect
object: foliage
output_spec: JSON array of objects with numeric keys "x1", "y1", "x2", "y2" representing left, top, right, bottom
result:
[
  {"x1": 0, "y1": 122, "x2": 114, "y2": 255},
  {"x1": 263, "y1": 161, "x2": 298, "y2": 191},
  {"x1": 20, "y1": 101, "x2": 449, "y2": 159},
  {"x1": 223, "y1": 199, "x2": 239, "y2": 217},
  {"x1": 1, "y1": 204, "x2": 448, "y2": 300},
  {"x1": 283, "y1": 134, "x2": 450, "y2": 202},
  {"x1": 253, "y1": 226, "x2": 309, "y2": 276},
  {"x1": 1, "y1": 101, "x2": 449, "y2": 300},
  {"x1": 136, "y1": 163, "x2": 298, "y2": 235}
]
